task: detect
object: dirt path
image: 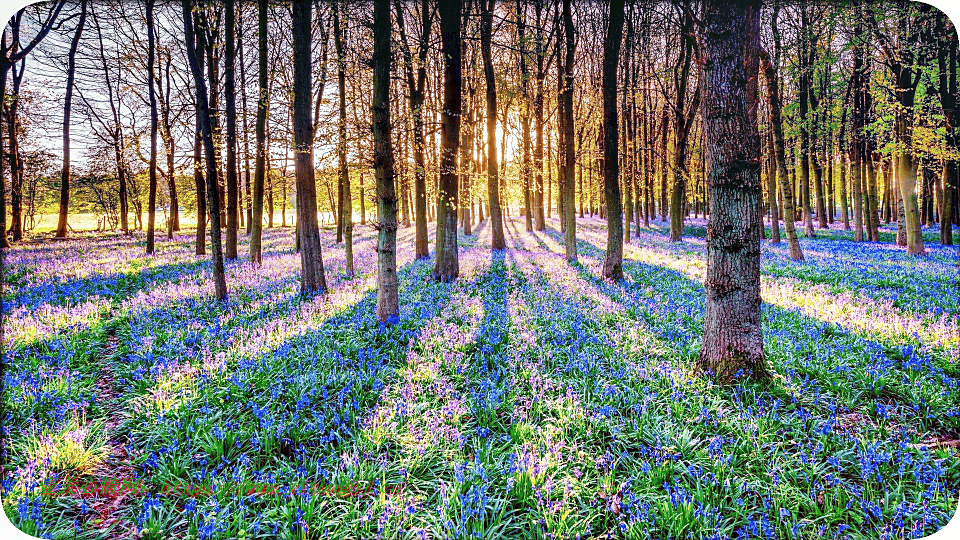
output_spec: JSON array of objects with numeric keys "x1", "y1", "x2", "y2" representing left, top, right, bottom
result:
[{"x1": 85, "y1": 314, "x2": 138, "y2": 538}]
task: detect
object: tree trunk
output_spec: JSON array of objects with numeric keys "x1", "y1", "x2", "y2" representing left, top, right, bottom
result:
[
  {"x1": 561, "y1": 0, "x2": 577, "y2": 261},
  {"x1": 435, "y1": 0, "x2": 461, "y2": 281},
  {"x1": 766, "y1": 127, "x2": 781, "y2": 243},
  {"x1": 250, "y1": 0, "x2": 268, "y2": 264},
  {"x1": 481, "y1": 0, "x2": 505, "y2": 250},
  {"x1": 239, "y1": 10, "x2": 252, "y2": 235},
  {"x1": 183, "y1": 0, "x2": 227, "y2": 300},
  {"x1": 601, "y1": 0, "x2": 625, "y2": 280},
  {"x1": 759, "y1": 46, "x2": 803, "y2": 260},
  {"x1": 225, "y1": 0, "x2": 239, "y2": 259},
  {"x1": 334, "y1": 1, "x2": 355, "y2": 275},
  {"x1": 372, "y1": 0, "x2": 398, "y2": 320},
  {"x1": 146, "y1": 0, "x2": 158, "y2": 254},
  {"x1": 697, "y1": 0, "x2": 770, "y2": 383},
  {"x1": 291, "y1": 0, "x2": 327, "y2": 293},
  {"x1": 56, "y1": 0, "x2": 86, "y2": 238}
]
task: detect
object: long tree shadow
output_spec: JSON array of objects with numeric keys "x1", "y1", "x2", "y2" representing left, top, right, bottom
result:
[
  {"x1": 532, "y1": 223, "x2": 959, "y2": 432},
  {"x1": 108, "y1": 255, "x2": 464, "y2": 537}
]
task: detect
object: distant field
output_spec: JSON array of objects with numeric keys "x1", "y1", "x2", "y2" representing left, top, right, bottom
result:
[{"x1": 25, "y1": 211, "x2": 335, "y2": 234}]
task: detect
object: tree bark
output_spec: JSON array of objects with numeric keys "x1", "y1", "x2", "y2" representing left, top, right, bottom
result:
[
  {"x1": 373, "y1": 0, "x2": 399, "y2": 320},
  {"x1": 292, "y1": 0, "x2": 327, "y2": 293},
  {"x1": 561, "y1": 0, "x2": 577, "y2": 261},
  {"x1": 250, "y1": 0, "x2": 268, "y2": 264},
  {"x1": 601, "y1": 0, "x2": 625, "y2": 280},
  {"x1": 183, "y1": 0, "x2": 227, "y2": 300},
  {"x1": 56, "y1": 0, "x2": 86, "y2": 238},
  {"x1": 481, "y1": 0, "x2": 505, "y2": 250},
  {"x1": 146, "y1": 0, "x2": 158, "y2": 254},
  {"x1": 758, "y1": 45, "x2": 803, "y2": 260},
  {"x1": 225, "y1": 0, "x2": 239, "y2": 259},
  {"x1": 434, "y1": 0, "x2": 461, "y2": 282},
  {"x1": 697, "y1": 0, "x2": 770, "y2": 383}
]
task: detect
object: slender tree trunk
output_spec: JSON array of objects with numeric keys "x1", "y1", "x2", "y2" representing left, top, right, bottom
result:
[
  {"x1": 659, "y1": 105, "x2": 669, "y2": 222},
  {"x1": 56, "y1": 0, "x2": 86, "y2": 238},
  {"x1": 239, "y1": 9, "x2": 252, "y2": 235},
  {"x1": 250, "y1": 0, "x2": 268, "y2": 264},
  {"x1": 561, "y1": 0, "x2": 577, "y2": 261},
  {"x1": 759, "y1": 46, "x2": 802, "y2": 260},
  {"x1": 195, "y1": 94, "x2": 206, "y2": 254},
  {"x1": 0, "y1": 39, "x2": 7, "y2": 248},
  {"x1": 225, "y1": 0, "x2": 238, "y2": 259},
  {"x1": 334, "y1": 1, "x2": 354, "y2": 275},
  {"x1": 183, "y1": 0, "x2": 227, "y2": 300},
  {"x1": 697, "y1": 0, "x2": 770, "y2": 383},
  {"x1": 146, "y1": 0, "x2": 158, "y2": 254},
  {"x1": 481, "y1": 0, "x2": 505, "y2": 250},
  {"x1": 766, "y1": 127, "x2": 781, "y2": 243},
  {"x1": 602, "y1": 0, "x2": 625, "y2": 279}
]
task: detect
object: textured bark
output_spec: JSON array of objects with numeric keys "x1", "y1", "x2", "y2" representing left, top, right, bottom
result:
[
  {"x1": 373, "y1": 0, "x2": 399, "y2": 320},
  {"x1": 183, "y1": 0, "x2": 227, "y2": 301},
  {"x1": 697, "y1": 0, "x2": 770, "y2": 383},
  {"x1": 292, "y1": 0, "x2": 327, "y2": 294},
  {"x1": 249, "y1": 0, "x2": 268, "y2": 265},
  {"x1": 601, "y1": 0, "x2": 625, "y2": 280},
  {"x1": 434, "y1": 0, "x2": 461, "y2": 282},
  {"x1": 224, "y1": 0, "x2": 238, "y2": 259},
  {"x1": 146, "y1": 0, "x2": 158, "y2": 254},
  {"x1": 56, "y1": 0, "x2": 86, "y2": 238}
]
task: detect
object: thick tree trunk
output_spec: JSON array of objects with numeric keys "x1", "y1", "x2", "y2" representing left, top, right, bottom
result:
[
  {"x1": 250, "y1": 0, "x2": 268, "y2": 264},
  {"x1": 183, "y1": 0, "x2": 227, "y2": 300},
  {"x1": 602, "y1": 0, "x2": 625, "y2": 280},
  {"x1": 435, "y1": 0, "x2": 461, "y2": 281},
  {"x1": 373, "y1": 0, "x2": 398, "y2": 320},
  {"x1": 292, "y1": 0, "x2": 327, "y2": 293},
  {"x1": 56, "y1": 0, "x2": 86, "y2": 238},
  {"x1": 697, "y1": 0, "x2": 770, "y2": 383}
]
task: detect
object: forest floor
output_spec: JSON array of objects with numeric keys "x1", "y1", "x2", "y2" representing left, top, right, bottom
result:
[{"x1": 2, "y1": 215, "x2": 958, "y2": 540}]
